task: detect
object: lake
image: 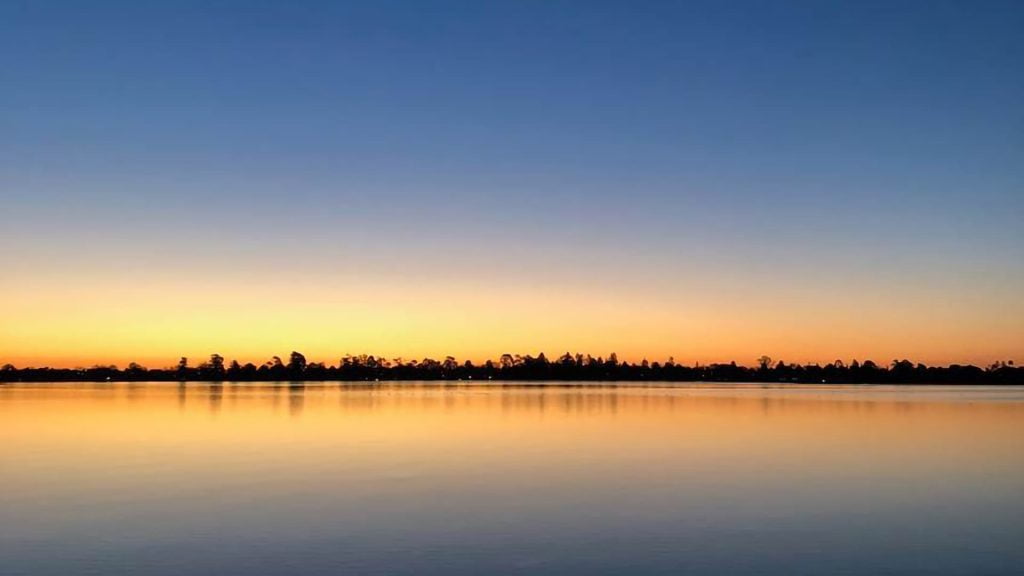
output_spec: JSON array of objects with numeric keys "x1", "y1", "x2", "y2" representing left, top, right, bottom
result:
[{"x1": 2, "y1": 382, "x2": 1022, "y2": 575}]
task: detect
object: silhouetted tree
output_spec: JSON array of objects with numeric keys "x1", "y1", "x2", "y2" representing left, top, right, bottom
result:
[
  {"x1": 0, "y1": 351, "x2": 1019, "y2": 384},
  {"x1": 207, "y1": 354, "x2": 225, "y2": 379},
  {"x1": 288, "y1": 351, "x2": 307, "y2": 374},
  {"x1": 175, "y1": 357, "x2": 189, "y2": 380}
]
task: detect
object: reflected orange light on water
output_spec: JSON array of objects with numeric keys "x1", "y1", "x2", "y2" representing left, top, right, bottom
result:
[{"x1": 3, "y1": 384, "x2": 1022, "y2": 501}]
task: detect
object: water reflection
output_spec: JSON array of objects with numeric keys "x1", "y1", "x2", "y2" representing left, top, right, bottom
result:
[
  {"x1": 67, "y1": 381, "x2": 1024, "y2": 418},
  {"x1": 1, "y1": 382, "x2": 1022, "y2": 576},
  {"x1": 288, "y1": 382, "x2": 305, "y2": 417}
]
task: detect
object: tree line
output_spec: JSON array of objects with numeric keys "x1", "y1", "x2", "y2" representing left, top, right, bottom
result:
[{"x1": 1, "y1": 352, "x2": 1021, "y2": 384}]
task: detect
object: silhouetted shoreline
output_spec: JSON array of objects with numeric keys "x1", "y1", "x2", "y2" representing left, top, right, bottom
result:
[{"x1": 1, "y1": 352, "x2": 1020, "y2": 384}]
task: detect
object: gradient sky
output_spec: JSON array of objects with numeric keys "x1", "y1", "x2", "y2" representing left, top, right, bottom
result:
[{"x1": 2, "y1": 0, "x2": 1022, "y2": 368}]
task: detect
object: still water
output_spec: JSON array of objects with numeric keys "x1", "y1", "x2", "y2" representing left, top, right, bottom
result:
[{"x1": 2, "y1": 382, "x2": 1022, "y2": 575}]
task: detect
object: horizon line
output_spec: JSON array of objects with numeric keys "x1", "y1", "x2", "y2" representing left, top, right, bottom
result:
[{"x1": 3, "y1": 351, "x2": 1018, "y2": 372}]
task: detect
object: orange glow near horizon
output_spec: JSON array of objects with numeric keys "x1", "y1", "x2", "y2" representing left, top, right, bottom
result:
[
  {"x1": 2, "y1": 269, "x2": 1021, "y2": 369},
  {"x1": 3, "y1": 1, "x2": 1023, "y2": 375}
]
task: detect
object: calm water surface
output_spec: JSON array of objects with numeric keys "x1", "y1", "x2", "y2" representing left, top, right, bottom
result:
[{"x1": 2, "y1": 382, "x2": 1022, "y2": 575}]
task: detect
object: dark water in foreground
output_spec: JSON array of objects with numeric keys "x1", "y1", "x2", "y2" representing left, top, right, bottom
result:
[{"x1": 2, "y1": 382, "x2": 1022, "y2": 575}]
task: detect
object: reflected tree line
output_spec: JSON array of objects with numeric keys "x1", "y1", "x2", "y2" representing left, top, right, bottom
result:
[{"x1": 1, "y1": 352, "x2": 1021, "y2": 384}]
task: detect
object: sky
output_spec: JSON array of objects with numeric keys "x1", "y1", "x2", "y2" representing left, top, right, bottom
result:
[{"x1": 2, "y1": 0, "x2": 1022, "y2": 368}]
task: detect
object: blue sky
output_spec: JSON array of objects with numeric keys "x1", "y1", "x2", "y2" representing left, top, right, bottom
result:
[{"x1": 2, "y1": 1, "x2": 1022, "y2": 365}]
